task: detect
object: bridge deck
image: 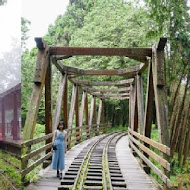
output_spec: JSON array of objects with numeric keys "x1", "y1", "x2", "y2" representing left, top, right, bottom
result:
[
  {"x1": 27, "y1": 135, "x2": 158, "y2": 190},
  {"x1": 116, "y1": 136, "x2": 158, "y2": 190}
]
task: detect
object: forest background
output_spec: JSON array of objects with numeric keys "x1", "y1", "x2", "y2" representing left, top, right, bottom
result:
[{"x1": 21, "y1": 0, "x2": 190, "y2": 188}]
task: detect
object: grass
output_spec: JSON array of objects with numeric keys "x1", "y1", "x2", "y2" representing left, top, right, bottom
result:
[
  {"x1": 106, "y1": 125, "x2": 128, "y2": 134},
  {"x1": 0, "y1": 150, "x2": 24, "y2": 190},
  {"x1": 170, "y1": 155, "x2": 190, "y2": 189}
]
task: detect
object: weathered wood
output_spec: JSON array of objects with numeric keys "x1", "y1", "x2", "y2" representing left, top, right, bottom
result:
[
  {"x1": 21, "y1": 143, "x2": 52, "y2": 162},
  {"x1": 75, "y1": 85, "x2": 80, "y2": 143},
  {"x1": 49, "y1": 46, "x2": 152, "y2": 57},
  {"x1": 21, "y1": 133, "x2": 53, "y2": 148},
  {"x1": 52, "y1": 60, "x2": 141, "y2": 77},
  {"x1": 91, "y1": 92, "x2": 129, "y2": 97},
  {"x1": 97, "y1": 99, "x2": 103, "y2": 134},
  {"x1": 35, "y1": 37, "x2": 47, "y2": 50},
  {"x1": 68, "y1": 85, "x2": 77, "y2": 129},
  {"x1": 89, "y1": 96, "x2": 95, "y2": 127},
  {"x1": 79, "y1": 91, "x2": 86, "y2": 127},
  {"x1": 130, "y1": 81, "x2": 138, "y2": 131},
  {"x1": 81, "y1": 86, "x2": 130, "y2": 93},
  {"x1": 156, "y1": 37, "x2": 167, "y2": 51},
  {"x1": 84, "y1": 92, "x2": 89, "y2": 138},
  {"x1": 53, "y1": 74, "x2": 67, "y2": 131},
  {"x1": 70, "y1": 78, "x2": 134, "y2": 86},
  {"x1": 93, "y1": 97, "x2": 97, "y2": 129},
  {"x1": 143, "y1": 60, "x2": 154, "y2": 137},
  {"x1": 152, "y1": 46, "x2": 170, "y2": 178},
  {"x1": 45, "y1": 60, "x2": 52, "y2": 154},
  {"x1": 128, "y1": 134, "x2": 170, "y2": 171},
  {"x1": 63, "y1": 75, "x2": 68, "y2": 128},
  {"x1": 21, "y1": 152, "x2": 52, "y2": 178},
  {"x1": 51, "y1": 57, "x2": 65, "y2": 75},
  {"x1": 23, "y1": 46, "x2": 49, "y2": 141},
  {"x1": 136, "y1": 74, "x2": 145, "y2": 134},
  {"x1": 142, "y1": 60, "x2": 154, "y2": 173},
  {"x1": 129, "y1": 125, "x2": 170, "y2": 155},
  {"x1": 128, "y1": 139, "x2": 171, "y2": 187}
]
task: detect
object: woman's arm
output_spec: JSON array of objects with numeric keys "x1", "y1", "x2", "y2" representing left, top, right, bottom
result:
[{"x1": 51, "y1": 130, "x2": 56, "y2": 152}]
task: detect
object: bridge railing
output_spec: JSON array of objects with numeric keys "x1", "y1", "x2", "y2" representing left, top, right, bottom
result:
[
  {"x1": 20, "y1": 123, "x2": 109, "y2": 183},
  {"x1": 128, "y1": 128, "x2": 171, "y2": 187}
]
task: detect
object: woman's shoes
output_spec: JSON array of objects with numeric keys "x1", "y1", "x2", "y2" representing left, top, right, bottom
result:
[
  {"x1": 57, "y1": 170, "x2": 59, "y2": 178},
  {"x1": 59, "y1": 173, "x2": 63, "y2": 180}
]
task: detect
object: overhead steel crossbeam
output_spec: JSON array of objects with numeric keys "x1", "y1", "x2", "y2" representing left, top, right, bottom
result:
[{"x1": 52, "y1": 56, "x2": 147, "y2": 77}]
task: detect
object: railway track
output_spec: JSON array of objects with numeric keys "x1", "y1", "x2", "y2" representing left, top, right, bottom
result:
[{"x1": 58, "y1": 132, "x2": 127, "y2": 190}]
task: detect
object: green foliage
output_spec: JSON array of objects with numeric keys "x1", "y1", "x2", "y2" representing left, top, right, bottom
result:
[
  {"x1": 21, "y1": 17, "x2": 31, "y2": 52},
  {"x1": 0, "y1": 151, "x2": 23, "y2": 189},
  {"x1": 106, "y1": 125, "x2": 127, "y2": 134}
]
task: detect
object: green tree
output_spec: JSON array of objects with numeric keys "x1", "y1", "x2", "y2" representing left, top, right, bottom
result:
[{"x1": 21, "y1": 17, "x2": 31, "y2": 52}]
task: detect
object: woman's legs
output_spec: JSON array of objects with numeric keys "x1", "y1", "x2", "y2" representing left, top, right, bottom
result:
[{"x1": 59, "y1": 169, "x2": 63, "y2": 180}]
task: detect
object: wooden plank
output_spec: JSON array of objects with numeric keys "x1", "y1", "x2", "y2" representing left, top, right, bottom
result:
[
  {"x1": 75, "y1": 85, "x2": 80, "y2": 142},
  {"x1": 35, "y1": 37, "x2": 47, "y2": 50},
  {"x1": 70, "y1": 78, "x2": 134, "y2": 86},
  {"x1": 53, "y1": 74, "x2": 67, "y2": 131},
  {"x1": 23, "y1": 46, "x2": 49, "y2": 141},
  {"x1": 21, "y1": 133, "x2": 53, "y2": 148},
  {"x1": 152, "y1": 46, "x2": 170, "y2": 178},
  {"x1": 128, "y1": 134, "x2": 170, "y2": 171},
  {"x1": 63, "y1": 75, "x2": 68, "y2": 128},
  {"x1": 49, "y1": 46, "x2": 152, "y2": 57},
  {"x1": 102, "y1": 100, "x2": 106, "y2": 133},
  {"x1": 21, "y1": 143, "x2": 52, "y2": 162},
  {"x1": 130, "y1": 80, "x2": 138, "y2": 131},
  {"x1": 129, "y1": 128, "x2": 170, "y2": 155},
  {"x1": 91, "y1": 92, "x2": 129, "y2": 97},
  {"x1": 136, "y1": 74, "x2": 145, "y2": 134},
  {"x1": 128, "y1": 139, "x2": 170, "y2": 187},
  {"x1": 156, "y1": 37, "x2": 167, "y2": 51},
  {"x1": 97, "y1": 99, "x2": 103, "y2": 134},
  {"x1": 143, "y1": 60, "x2": 154, "y2": 138},
  {"x1": 84, "y1": 66, "x2": 140, "y2": 77},
  {"x1": 68, "y1": 85, "x2": 77, "y2": 128},
  {"x1": 79, "y1": 91, "x2": 86, "y2": 127},
  {"x1": 85, "y1": 93, "x2": 89, "y2": 138},
  {"x1": 99, "y1": 96, "x2": 129, "y2": 100},
  {"x1": 142, "y1": 59, "x2": 154, "y2": 172},
  {"x1": 45, "y1": 60, "x2": 52, "y2": 153},
  {"x1": 81, "y1": 86, "x2": 130, "y2": 93},
  {"x1": 53, "y1": 63, "x2": 141, "y2": 77},
  {"x1": 89, "y1": 96, "x2": 95, "y2": 126},
  {"x1": 21, "y1": 152, "x2": 52, "y2": 178}
]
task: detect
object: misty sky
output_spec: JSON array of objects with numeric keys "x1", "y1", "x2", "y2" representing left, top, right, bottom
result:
[{"x1": 0, "y1": 0, "x2": 21, "y2": 93}]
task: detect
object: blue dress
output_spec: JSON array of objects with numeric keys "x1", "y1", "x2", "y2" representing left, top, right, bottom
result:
[{"x1": 52, "y1": 130, "x2": 65, "y2": 170}]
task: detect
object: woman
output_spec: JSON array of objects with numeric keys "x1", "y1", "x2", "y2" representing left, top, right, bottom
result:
[{"x1": 51, "y1": 121, "x2": 67, "y2": 180}]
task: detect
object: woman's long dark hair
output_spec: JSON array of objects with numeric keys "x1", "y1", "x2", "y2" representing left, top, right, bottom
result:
[{"x1": 57, "y1": 120, "x2": 66, "y2": 130}]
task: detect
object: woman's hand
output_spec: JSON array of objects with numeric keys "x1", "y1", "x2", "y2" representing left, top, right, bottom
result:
[{"x1": 51, "y1": 147, "x2": 53, "y2": 152}]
